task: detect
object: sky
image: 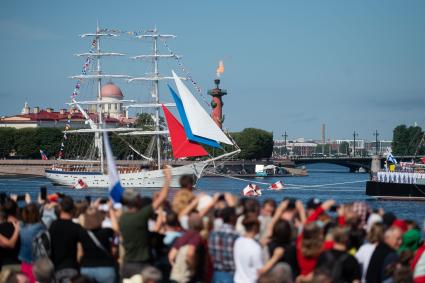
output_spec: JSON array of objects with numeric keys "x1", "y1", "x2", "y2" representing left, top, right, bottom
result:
[{"x1": 1, "y1": 0, "x2": 424, "y2": 141}]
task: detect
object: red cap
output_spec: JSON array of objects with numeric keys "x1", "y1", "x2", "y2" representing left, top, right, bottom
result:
[
  {"x1": 392, "y1": 219, "x2": 408, "y2": 233},
  {"x1": 47, "y1": 194, "x2": 59, "y2": 203}
]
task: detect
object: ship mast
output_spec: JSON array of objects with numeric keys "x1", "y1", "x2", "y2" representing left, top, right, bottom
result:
[
  {"x1": 71, "y1": 24, "x2": 129, "y2": 173},
  {"x1": 128, "y1": 28, "x2": 184, "y2": 169}
]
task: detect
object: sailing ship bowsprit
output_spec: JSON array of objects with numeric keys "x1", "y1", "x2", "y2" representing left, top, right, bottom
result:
[{"x1": 45, "y1": 26, "x2": 240, "y2": 188}]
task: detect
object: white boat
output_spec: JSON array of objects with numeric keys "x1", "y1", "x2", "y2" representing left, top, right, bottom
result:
[
  {"x1": 242, "y1": 184, "x2": 262, "y2": 196},
  {"x1": 45, "y1": 26, "x2": 240, "y2": 188}
]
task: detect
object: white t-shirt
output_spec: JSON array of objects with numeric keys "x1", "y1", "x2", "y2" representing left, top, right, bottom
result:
[
  {"x1": 233, "y1": 236, "x2": 264, "y2": 283},
  {"x1": 355, "y1": 242, "x2": 377, "y2": 283}
]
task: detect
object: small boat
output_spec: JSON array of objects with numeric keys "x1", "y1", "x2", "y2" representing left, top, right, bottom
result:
[
  {"x1": 73, "y1": 178, "x2": 88, "y2": 190},
  {"x1": 268, "y1": 180, "x2": 284, "y2": 190},
  {"x1": 242, "y1": 184, "x2": 262, "y2": 197}
]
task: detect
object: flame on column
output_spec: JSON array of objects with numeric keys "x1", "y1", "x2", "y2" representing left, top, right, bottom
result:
[{"x1": 216, "y1": 60, "x2": 224, "y2": 77}]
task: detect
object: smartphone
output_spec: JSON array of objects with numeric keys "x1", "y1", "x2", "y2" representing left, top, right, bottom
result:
[
  {"x1": 99, "y1": 198, "x2": 108, "y2": 204},
  {"x1": 85, "y1": 195, "x2": 92, "y2": 203},
  {"x1": 17, "y1": 194, "x2": 26, "y2": 202},
  {"x1": 330, "y1": 205, "x2": 340, "y2": 212},
  {"x1": 40, "y1": 186, "x2": 47, "y2": 201}
]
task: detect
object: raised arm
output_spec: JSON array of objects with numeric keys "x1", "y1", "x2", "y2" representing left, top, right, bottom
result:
[
  {"x1": 108, "y1": 200, "x2": 120, "y2": 233},
  {"x1": 152, "y1": 166, "x2": 172, "y2": 210},
  {"x1": 262, "y1": 200, "x2": 289, "y2": 243}
]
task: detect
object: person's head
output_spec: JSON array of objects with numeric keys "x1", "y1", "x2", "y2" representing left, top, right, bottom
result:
[
  {"x1": 83, "y1": 207, "x2": 104, "y2": 230},
  {"x1": 272, "y1": 219, "x2": 292, "y2": 246},
  {"x1": 243, "y1": 198, "x2": 260, "y2": 215},
  {"x1": 2, "y1": 197, "x2": 18, "y2": 218},
  {"x1": 74, "y1": 200, "x2": 89, "y2": 219},
  {"x1": 332, "y1": 227, "x2": 349, "y2": 247},
  {"x1": 242, "y1": 214, "x2": 260, "y2": 235},
  {"x1": 33, "y1": 257, "x2": 55, "y2": 283},
  {"x1": 4, "y1": 271, "x2": 29, "y2": 283},
  {"x1": 70, "y1": 275, "x2": 93, "y2": 283},
  {"x1": 261, "y1": 199, "x2": 276, "y2": 217},
  {"x1": 59, "y1": 196, "x2": 75, "y2": 216},
  {"x1": 257, "y1": 262, "x2": 292, "y2": 283},
  {"x1": 179, "y1": 175, "x2": 194, "y2": 190},
  {"x1": 188, "y1": 213, "x2": 203, "y2": 232},
  {"x1": 122, "y1": 189, "x2": 142, "y2": 209},
  {"x1": 301, "y1": 222, "x2": 324, "y2": 258},
  {"x1": 385, "y1": 226, "x2": 403, "y2": 250},
  {"x1": 166, "y1": 211, "x2": 181, "y2": 229},
  {"x1": 404, "y1": 219, "x2": 419, "y2": 231},
  {"x1": 22, "y1": 203, "x2": 40, "y2": 224},
  {"x1": 220, "y1": 206, "x2": 237, "y2": 225},
  {"x1": 367, "y1": 222, "x2": 385, "y2": 244},
  {"x1": 382, "y1": 212, "x2": 396, "y2": 228},
  {"x1": 141, "y1": 266, "x2": 163, "y2": 283}
]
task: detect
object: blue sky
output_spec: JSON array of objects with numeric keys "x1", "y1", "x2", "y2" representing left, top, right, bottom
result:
[{"x1": 1, "y1": 0, "x2": 424, "y2": 140}]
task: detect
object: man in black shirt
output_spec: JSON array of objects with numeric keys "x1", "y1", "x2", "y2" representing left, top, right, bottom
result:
[
  {"x1": 49, "y1": 196, "x2": 82, "y2": 283},
  {"x1": 316, "y1": 227, "x2": 361, "y2": 283}
]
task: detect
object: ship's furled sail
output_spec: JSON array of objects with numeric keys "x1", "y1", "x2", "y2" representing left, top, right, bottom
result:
[
  {"x1": 168, "y1": 86, "x2": 221, "y2": 148},
  {"x1": 171, "y1": 70, "x2": 233, "y2": 145},
  {"x1": 162, "y1": 105, "x2": 208, "y2": 158}
]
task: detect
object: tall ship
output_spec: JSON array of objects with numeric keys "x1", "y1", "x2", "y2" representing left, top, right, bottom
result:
[{"x1": 45, "y1": 25, "x2": 240, "y2": 188}]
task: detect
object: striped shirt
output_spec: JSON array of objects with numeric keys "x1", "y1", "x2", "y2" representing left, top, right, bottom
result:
[{"x1": 208, "y1": 223, "x2": 239, "y2": 272}]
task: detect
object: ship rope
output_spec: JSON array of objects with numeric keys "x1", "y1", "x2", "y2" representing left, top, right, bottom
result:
[{"x1": 204, "y1": 170, "x2": 366, "y2": 191}]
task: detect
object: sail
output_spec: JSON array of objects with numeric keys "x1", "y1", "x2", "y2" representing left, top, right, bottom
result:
[
  {"x1": 168, "y1": 85, "x2": 221, "y2": 148},
  {"x1": 161, "y1": 105, "x2": 208, "y2": 158},
  {"x1": 171, "y1": 70, "x2": 233, "y2": 145}
]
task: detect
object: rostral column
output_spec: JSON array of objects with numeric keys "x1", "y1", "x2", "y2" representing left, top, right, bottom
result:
[{"x1": 207, "y1": 61, "x2": 227, "y2": 129}]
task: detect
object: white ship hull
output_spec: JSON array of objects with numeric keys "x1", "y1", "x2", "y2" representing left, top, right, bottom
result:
[{"x1": 45, "y1": 162, "x2": 208, "y2": 188}]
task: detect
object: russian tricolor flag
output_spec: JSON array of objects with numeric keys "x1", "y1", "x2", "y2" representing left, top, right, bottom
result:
[
  {"x1": 103, "y1": 133, "x2": 124, "y2": 203},
  {"x1": 39, "y1": 149, "x2": 48, "y2": 160}
]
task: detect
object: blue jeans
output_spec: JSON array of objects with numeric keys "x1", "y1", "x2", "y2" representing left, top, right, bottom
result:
[
  {"x1": 213, "y1": 271, "x2": 234, "y2": 283},
  {"x1": 81, "y1": 266, "x2": 116, "y2": 283}
]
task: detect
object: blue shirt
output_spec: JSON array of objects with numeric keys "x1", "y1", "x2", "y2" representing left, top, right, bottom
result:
[{"x1": 19, "y1": 222, "x2": 44, "y2": 263}]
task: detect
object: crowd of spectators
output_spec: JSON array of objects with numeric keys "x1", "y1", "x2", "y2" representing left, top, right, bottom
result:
[{"x1": 0, "y1": 167, "x2": 424, "y2": 283}]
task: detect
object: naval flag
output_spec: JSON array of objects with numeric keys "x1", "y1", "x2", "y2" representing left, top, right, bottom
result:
[
  {"x1": 387, "y1": 153, "x2": 398, "y2": 164},
  {"x1": 103, "y1": 132, "x2": 124, "y2": 203}
]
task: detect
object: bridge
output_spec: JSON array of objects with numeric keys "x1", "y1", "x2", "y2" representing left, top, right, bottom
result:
[{"x1": 286, "y1": 155, "x2": 418, "y2": 172}]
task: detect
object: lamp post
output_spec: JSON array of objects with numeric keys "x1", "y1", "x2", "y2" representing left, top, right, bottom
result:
[
  {"x1": 373, "y1": 130, "x2": 379, "y2": 155},
  {"x1": 353, "y1": 131, "x2": 358, "y2": 157}
]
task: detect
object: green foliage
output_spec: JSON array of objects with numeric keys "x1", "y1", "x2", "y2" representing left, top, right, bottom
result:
[
  {"x1": 0, "y1": 128, "x2": 17, "y2": 158},
  {"x1": 0, "y1": 127, "x2": 63, "y2": 159},
  {"x1": 231, "y1": 128, "x2": 273, "y2": 159},
  {"x1": 392, "y1": 125, "x2": 425, "y2": 155}
]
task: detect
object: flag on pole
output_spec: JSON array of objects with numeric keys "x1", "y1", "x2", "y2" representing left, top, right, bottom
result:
[
  {"x1": 103, "y1": 132, "x2": 124, "y2": 202},
  {"x1": 387, "y1": 153, "x2": 397, "y2": 164},
  {"x1": 39, "y1": 149, "x2": 48, "y2": 160}
]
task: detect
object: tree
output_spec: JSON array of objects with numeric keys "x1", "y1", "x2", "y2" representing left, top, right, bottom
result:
[
  {"x1": 230, "y1": 128, "x2": 273, "y2": 160},
  {"x1": 0, "y1": 128, "x2": 17, "y2": 158},
  {"x1": 392, "y1": 125, "x2": 424, "y2": 155}
]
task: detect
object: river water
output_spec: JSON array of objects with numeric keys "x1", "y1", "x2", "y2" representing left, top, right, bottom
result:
[{"x1": 0, "y1": 163, "x2": 424, "y2": 226}]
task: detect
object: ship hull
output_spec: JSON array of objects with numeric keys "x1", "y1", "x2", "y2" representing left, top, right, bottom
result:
[
  {"x1": 45, "y1": 162, "x2": 208, "y2": 188},
  {"x1": 366, "y1": 181, "x2": 425, "y2": 200}
]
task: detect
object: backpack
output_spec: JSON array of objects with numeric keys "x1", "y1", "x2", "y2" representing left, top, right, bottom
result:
[{"x1": 32, "y1": 229, "x2": 51, "y2": 260}]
